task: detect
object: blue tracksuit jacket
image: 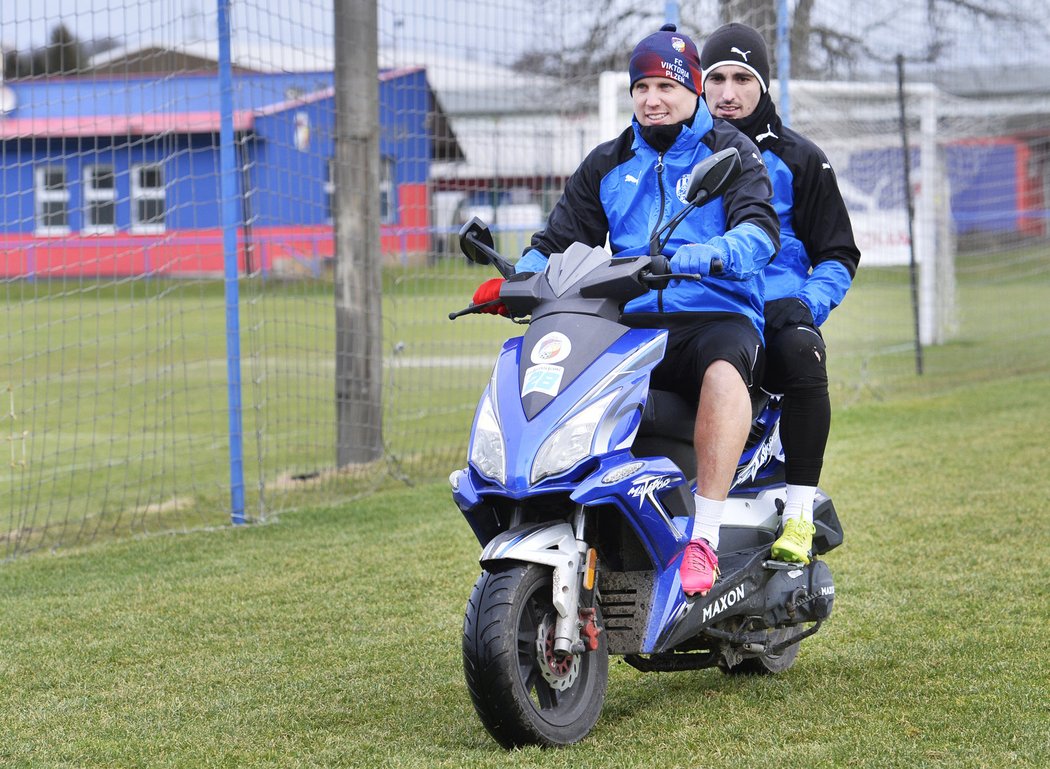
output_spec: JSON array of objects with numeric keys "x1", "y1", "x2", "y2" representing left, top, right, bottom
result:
[
  {"x1": 747, "y1": 109, "x2": 860, "y2": 326},
  {"x1": 516, "y1": 106, "x2": 780, "y2": 334}
]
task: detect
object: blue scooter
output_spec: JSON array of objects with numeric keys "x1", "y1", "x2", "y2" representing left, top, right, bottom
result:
[{"x1": 449, "y1": 149, "x2": 843, "y2": 748}]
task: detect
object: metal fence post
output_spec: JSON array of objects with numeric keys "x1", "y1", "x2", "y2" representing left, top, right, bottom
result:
[
  {"x1": 777, "y1": 0, "x2": 791, "y2": 126},
  {"x1": 334, "y1": 0, "x2": 383, "y2": 466},
  {"x1": 217, "y1": 0, "x2": 246, "y2": 522}
]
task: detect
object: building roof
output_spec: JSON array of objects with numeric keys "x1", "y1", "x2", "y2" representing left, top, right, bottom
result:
[
  {"x1": 86, "y1": 41, "x2": 335, "y2": 74},
  {"x1": 0, "y1": 70, "x2": 334, "y2": 139},
  {"x1": 0, "y1": 67, "x2": 463, "y2": 161},
  {"x1": 0, "y1": 111, "x2": 253, "y2": 139}
]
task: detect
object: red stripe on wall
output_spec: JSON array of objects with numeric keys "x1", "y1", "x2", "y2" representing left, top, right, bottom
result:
[
  {"x1": 0, "y1": 228, "x2": 335, "y2": 278},
  {"x1": 380, "y1": 183, "x2": 429, "y2": 257},
  {"x1": 1014, "y1": 142, "x2": 1042, "y2": 238},
  {"x1": 0, "y1": 182, "x2": 435, "y2": 278}
]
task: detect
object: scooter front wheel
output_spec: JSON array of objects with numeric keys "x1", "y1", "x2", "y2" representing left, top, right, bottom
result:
[{"x1": 462, "y1": 562, "x2": 609, "y2": 748}]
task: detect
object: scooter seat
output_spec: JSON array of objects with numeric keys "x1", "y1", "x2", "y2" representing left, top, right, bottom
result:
[
  {"x1": 636, "y1": 389, "x2": 772, "y2": 481},
  {"x1": 639, "y1": 389, "x2": 770, "y2": 442},
  {"x1": 638, "y1": 389, "x2": 695, "y2": 443}
]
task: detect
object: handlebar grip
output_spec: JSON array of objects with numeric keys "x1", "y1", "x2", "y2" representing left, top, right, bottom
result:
[{"x1": 649, "y1": 254, "x2": 671, "y2": 276}]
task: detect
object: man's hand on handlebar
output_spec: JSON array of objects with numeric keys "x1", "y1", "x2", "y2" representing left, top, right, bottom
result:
[
  {"x1": 471, "y1": 278, "x2": 507, "y2": 315},
  {"x1": 670, "y1": 243, "x2": 724, "y2": 277}
]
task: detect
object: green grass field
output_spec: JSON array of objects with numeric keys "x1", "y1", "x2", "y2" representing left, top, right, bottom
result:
[
  {"x1": 1, "y1": 370, "x2": 1048, "y2": 767},
  {"x1": 0, "y1": 269, "x2": 504, "y2": 552}
]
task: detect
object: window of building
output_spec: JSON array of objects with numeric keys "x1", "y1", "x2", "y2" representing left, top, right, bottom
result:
[
  {"x1": 84, "y1": 165, "x2": 116, "y2": 234},
  {"x1": 325, "y1": 158, "x2": 334, "y2": 223},
  {"x1": 131, "y1": 164, "x2": 166, "y2": 233},
  {"x1": 325, "y1": 156, "x2": 397, "y2": 225},
  {"x1": 35, "y1": 166, "x2": 70, "y2": 236},
  {"x1": 379, "y1": 156, "x2": 396, "y2": 224}
]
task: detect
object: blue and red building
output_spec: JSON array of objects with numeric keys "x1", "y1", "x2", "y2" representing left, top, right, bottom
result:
[{"x1": 0, "y1": 66, "x2": 454, "y2": 277}]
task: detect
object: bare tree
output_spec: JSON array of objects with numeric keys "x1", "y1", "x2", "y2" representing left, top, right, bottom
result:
[
  {"x1": 512, "y1": 2, "x2": 665, "y2": 82},
  {"x1": 717, "y1": 0, "x2": 776, "y2": 39},
  {"x1": 514, "y1": 0, "x2": 1044, "y2": 82},
  {"x1": 719, "y1": 0, "x2": 1039, "y2": 79},
  {"x1": 3, "y1": 24, "x2": 118, "y2": 79},
  {"x1": 2, "y1": 49, "x2": 18, "y2": 79},
  {"x1": 46, "y1": 24, "x2": 84, "y2": 75}
]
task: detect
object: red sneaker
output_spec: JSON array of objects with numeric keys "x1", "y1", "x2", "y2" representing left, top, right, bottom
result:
[{"x1": 680, "y1": 539, "x2": 720, "y2": 597}]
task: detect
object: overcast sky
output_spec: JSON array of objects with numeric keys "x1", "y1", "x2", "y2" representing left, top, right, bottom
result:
[
  {"x1": 1, "y1": 1, "x2": 514, "y2": 50},
  {"x1": 0, "y1": 0, "x2": 561, "y2": 66},
  {"x1": 1, "y1": 0, "x2": 335, "y2": 51},
  {"x1": 2, "y1": 1, "x2": 1046, "y2": 74}
]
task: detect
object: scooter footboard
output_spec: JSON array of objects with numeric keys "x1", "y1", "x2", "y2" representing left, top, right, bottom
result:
[{"x1": 655, "y1": 550, "x2": 835, "y2": 653}]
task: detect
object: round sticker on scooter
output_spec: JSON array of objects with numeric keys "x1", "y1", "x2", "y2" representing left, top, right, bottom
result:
[{"x1": 531, "y1": 331, "x2": 572, "y2": 364}]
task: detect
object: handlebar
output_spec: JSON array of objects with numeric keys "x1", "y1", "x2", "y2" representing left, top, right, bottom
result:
[
  {"x1": 641, "y1": 271, "x2": 703, "y2": 287},
  {"x1": 641, "y1": 254, "x2": 723, "y2": 286},
  {"x1": 648, "y1": 254, "x2": 670, "y2": 275},
  {"x1": 448, "y1": 299, "x2": 504, "y2": 320}
]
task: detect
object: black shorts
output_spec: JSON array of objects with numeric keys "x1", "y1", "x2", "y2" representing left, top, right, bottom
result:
[{"x1": 623, "y1": 313, "x2": 764, "y2": 405}]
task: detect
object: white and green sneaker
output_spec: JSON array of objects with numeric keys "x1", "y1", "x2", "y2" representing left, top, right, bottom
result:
[{"x1": 771, "y1": 518, "x2": 816, "y2": 564}]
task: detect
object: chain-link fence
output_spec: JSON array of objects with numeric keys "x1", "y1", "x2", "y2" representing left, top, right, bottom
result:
[{"x1": 2, "y1": 0, "x2": 1048, "y2": 559}]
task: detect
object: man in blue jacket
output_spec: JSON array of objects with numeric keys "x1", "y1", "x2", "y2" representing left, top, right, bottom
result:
[
  {"x1": 473, "y1": 25, "x2": 780, "y2": 597},
  {"x1": 700, "y1": 23, "x2": 860, "y2": 564}
]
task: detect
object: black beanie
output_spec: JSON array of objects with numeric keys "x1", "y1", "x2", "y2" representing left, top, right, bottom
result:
[
  {"x1": 700, "y1": 22, "x2": 770, "y2": 93},
  {"x1": 629, "y1": 23, "x2": 702, "y2": 95}
]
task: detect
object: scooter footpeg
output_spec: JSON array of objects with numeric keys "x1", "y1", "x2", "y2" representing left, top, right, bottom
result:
[{"x1": 762, "y1": 559, "x2": 806, "y2": 570}]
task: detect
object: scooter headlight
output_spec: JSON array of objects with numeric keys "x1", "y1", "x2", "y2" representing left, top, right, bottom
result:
[
  {"x1": 531, "y1": 392, "x2": 616, "y2": 484},
  {"x1": 469, "y1": 390, "x2": 506, "y2": 484}
]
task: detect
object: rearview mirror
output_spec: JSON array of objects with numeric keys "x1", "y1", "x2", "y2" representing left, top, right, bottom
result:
[
  {"x1": 458, "y1": 217, "x2": 496, "y2": 265},
  {"x1": 685, "y1": 148, "x2": 742, "y2": 205}
]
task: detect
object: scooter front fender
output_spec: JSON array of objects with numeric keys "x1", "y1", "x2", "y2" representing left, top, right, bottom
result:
[{"x1": 479, "y1": 522, "x2": 586, "y2": 621}]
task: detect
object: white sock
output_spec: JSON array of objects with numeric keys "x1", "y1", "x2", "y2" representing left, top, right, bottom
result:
[
  {"x1": 692, "y1": 493, "x2": 724, "y2": 550},
  {"x1": 783, "y1": 483, "x2": 816, "y2": 524}
]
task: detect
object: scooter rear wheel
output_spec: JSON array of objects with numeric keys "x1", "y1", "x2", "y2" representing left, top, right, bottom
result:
[
  {"x1": 462, "y1": 562, "x2": 609, "y2": 747},
  {"x1": 721, "y1": 627, "x2": 801, "y2": 675}
]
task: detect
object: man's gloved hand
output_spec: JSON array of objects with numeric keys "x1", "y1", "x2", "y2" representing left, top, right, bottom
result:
[
  {"x1": 764, "y1": 297, "x2": 815, "y2": 333},
  {"x1": 472, "y1": 277, "x2": 507, "y2": 315},
  {"x1": 670, "y1": 243, "x2": 724, "y2": 277}
]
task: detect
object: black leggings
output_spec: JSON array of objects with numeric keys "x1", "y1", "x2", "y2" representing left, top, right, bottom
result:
[{"x1": 763, "y1": 323, "x2": 830, "y2": 487}]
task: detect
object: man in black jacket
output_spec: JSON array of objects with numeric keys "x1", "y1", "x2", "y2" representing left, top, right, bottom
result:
[{"x1": 701, "y1": 23, "x2": 861, "y2": 564}]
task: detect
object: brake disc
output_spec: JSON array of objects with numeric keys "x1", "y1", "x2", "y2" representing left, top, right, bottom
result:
[{"x1": 535, "y1": 615, "x2": 581, "y2": 691}]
